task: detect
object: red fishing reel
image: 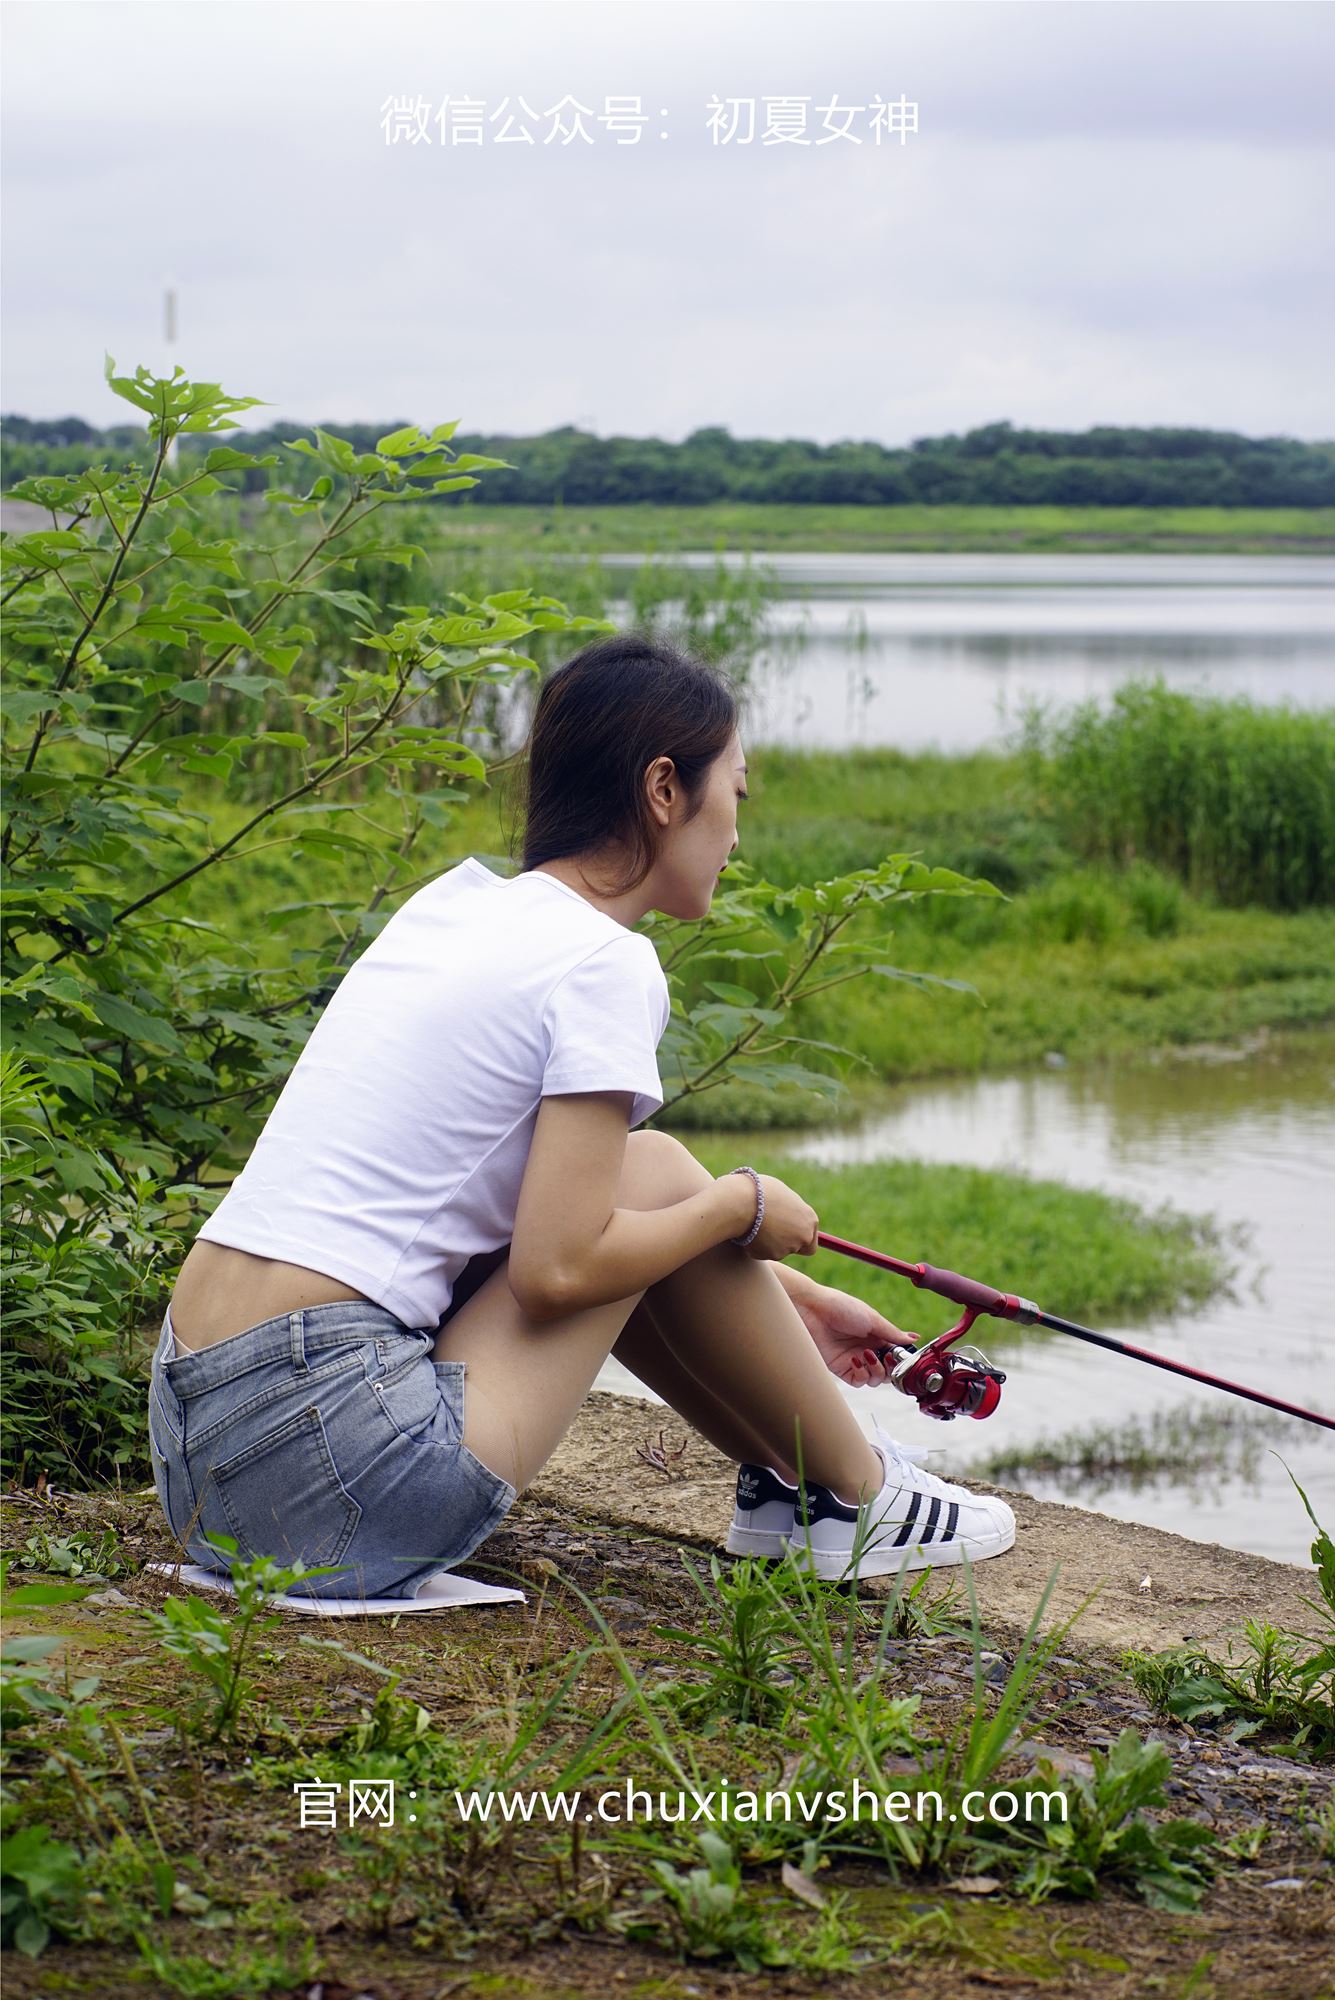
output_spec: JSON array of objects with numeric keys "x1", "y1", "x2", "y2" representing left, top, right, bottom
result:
[{"x1": 878, "y1": 1306, "x2": 1006, "y2": 1421}]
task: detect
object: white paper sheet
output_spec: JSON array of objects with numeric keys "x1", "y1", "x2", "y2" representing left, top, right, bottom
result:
[{"x1": 144, "y1": 1561, "x2": 525, "y2": 1615}]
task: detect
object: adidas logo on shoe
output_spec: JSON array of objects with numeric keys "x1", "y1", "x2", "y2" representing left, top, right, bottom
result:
[{"x1": 724, "y1": 1462, "x2": 798, "y2": 1559}]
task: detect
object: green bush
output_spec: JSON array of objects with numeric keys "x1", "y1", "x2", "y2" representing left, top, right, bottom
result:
[
  {"x1": 0, "y1": 363, "x2": 613, "y2": 1482},
  {"x1": 1020, "y1": 679, "x2": 1335, "y2": 911},
  {"x1": 1020, "y1": 871, "x2": 1128, "y2": 947},
  {"x1": 1124, "y1": 1467, "x2": 1335, "y2": 1760},
  {"x1": 1122, "y1": 860, "x2": 1186, "y2": 939}
]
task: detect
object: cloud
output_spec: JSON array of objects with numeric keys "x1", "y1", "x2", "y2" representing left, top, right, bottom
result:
[{"x1": 2, "y1": 1, "x2": 1331, "y2": 437}]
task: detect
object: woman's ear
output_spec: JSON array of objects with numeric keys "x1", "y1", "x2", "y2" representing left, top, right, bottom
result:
[{"x1": 645, "y1": 755, "x2": 677, "y2": 826}]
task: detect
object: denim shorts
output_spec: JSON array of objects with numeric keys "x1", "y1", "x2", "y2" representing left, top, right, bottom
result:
[{"x1": 148, "y1": 1300, "x2": 517, "y2": 1601}]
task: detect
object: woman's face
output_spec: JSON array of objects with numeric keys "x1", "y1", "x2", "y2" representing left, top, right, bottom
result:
[{"x1": 652, "y1": 731, "x2": 748, "y2": 920}]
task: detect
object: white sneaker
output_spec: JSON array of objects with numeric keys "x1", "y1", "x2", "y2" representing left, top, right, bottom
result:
[
  {"x1": 725, "y1": 1463, "x2": 798, "y2": 1559},
  {"x1": 786, "y1": 1424, "x2": 1016, "y2": 1580},
  {"x1": 725, "y1": 1445, "x2": 953, "y2": 1560}
]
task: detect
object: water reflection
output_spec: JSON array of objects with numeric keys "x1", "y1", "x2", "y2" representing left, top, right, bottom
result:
[
  {"x1": 599, "y1": 551, "x2": 1335, "y2": 753},
  {"x1": 973, "y1": 1403, "x2": 1294, "y2": 1505},
  {"x1": 595, "y1": 552, "x2": 1334, "y2": 590}
]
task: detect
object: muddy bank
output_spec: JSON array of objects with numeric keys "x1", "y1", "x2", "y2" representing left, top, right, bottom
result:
[
  {"x1": 533, "y1": 1391, "x2": 1322, "y2": 1657},
  {"x1": 3, "y1": 1461, "x2": 1331, "y2": 2000}
]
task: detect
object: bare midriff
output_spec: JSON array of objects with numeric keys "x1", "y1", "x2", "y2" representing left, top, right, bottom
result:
[{"x1": 167, "y1": 1239, "x2": 373, "y2": 1352}]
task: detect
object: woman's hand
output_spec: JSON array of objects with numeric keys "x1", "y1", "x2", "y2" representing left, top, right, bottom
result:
[{"x1": 787, "y1": 1279, "x2": 915, "y2": 1387}]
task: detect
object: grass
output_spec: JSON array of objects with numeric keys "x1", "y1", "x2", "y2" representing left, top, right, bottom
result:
[
  {"x1": 773, "y1": 902, "x2": 1335, "y2": 1092},
  {"x1": 1126, "y1": 1621, "x2": 1335, "y2": 1763},
  {"x1": 9, "y1": 1485, "x2": 1325, "y2": 1995},
  {"x1": 1019, "y1": 682, "x2": 1335, "y2": 912},
  {"x1": 1123, "y1": 1466, "x2": 1335, "y2": 1762},
  {"x1": 422, "y1": 502, "x2": 1335, "y2": 555},
  {"x1": 672, "y1": 1148, "x2": 1235, "y2": 1340},
  {"x1": 115, "y1": 736, "x2": 1335, "y2": 1105}
]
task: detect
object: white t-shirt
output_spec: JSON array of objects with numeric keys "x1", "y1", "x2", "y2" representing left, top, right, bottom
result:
[{"x1": 193, "y1": 858, "x2": 672, "y2": 1331}]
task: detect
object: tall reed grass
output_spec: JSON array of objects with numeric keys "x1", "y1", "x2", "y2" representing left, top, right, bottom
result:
[{"x1": 1019, "y1": 681, "x2": 1335, "y2": 912}]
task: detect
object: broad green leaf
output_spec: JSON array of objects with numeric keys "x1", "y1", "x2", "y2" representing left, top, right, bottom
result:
[
  {"x1": 0, "y1": 1634, "x2": 67, "y2": 1662},
  {"x1": 103, "y1": 351, "x2": 161, "y2": 416},
  {"x1": 195, "y1": 616, "x2": 256, "y2": 649},
  {"x1": 376, "y1": 424, "x2": 426, "y2": 456},
  {"x1": 153, "y1": 1861, "x2": 177, "y2": 1918},
  {"x1": 2, "y1": 1582, "x2": 93, "y2": 1607},
  {"x1": 5, "y1": 530, "x2": 88, "y2": 557},
  {"x1": 203, "y1": 446, "x2": 280, "y2": 473},
  {"x1": 89, "y1": 991, "x2": 184, "y2": 1051},
  {"x1": 214, "y1": 674, "x2": 285, "y2": 698},
  {"x1": 869, "y1": 964, "x2": 982, "y2": 999},
  {"x1": 314, "y1": 428, "x2": 358, "y2": 472},
  {"x1": 252, "y1": 641, "x2": 303, "y2": 673},
  {"x1": 703, "y1": 981, "x2": 763, "y2": 1007},
  {"x1": 1, "y1": 693, "x2": 64, "y2": 725}
]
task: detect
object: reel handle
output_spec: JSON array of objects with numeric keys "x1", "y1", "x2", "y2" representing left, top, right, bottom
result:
[
  {"x1": 873, "y1": 1304, "x2": 981, "y2": 1370},
  {"x1": 876, "y1": 1308, "x2": 1008, "y2": 1421}
]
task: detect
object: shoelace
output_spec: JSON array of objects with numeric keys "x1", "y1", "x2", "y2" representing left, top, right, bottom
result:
[{"x1": 873, "y1": 1431, "x2": 971, "y2": 1502}]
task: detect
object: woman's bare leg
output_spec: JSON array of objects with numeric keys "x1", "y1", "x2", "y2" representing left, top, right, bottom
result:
[
  {"x1": 433, "y1": 1131, "x2": 881, "y2": 1503},
  {"x1": 432, "y1": 1260, "x2": 641, "y2": 1495},
  {"x1": 611, "y1": 1290, "x2": 798, "y2": 1479},
  {"x1": 637, "y1": 1249, "x2": 882, "y2": 1502}
]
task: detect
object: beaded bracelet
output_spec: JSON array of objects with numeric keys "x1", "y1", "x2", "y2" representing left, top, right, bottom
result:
[{"x1": 726, "y1": 1165, "x2": 765, "y2": 1247}]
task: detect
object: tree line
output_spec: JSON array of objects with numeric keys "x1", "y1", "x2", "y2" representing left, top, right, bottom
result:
[{"x1": 4, "y1": 414, "x2": 1332, "y2": 508}]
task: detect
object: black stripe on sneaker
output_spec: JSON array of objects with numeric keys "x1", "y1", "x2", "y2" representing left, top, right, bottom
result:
[
  {"x1": 891, "y1": 1490, "x2": 923, "y2": 1546},
  {"x1": 920, "y1": 1497, "x2": 942, "y2": 1545},
  {"x1": 942, "y1": 1500, "x2": 959, "y2": 1542}
]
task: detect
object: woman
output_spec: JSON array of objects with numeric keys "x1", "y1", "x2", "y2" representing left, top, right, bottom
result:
[{"x1": 150, "y1": 634, "x2": 1014, "y2": 1600}]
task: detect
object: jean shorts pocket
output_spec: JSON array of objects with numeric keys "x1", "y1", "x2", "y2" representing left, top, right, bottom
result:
[
  {"x1": 366, "y1": 1335, "x2": 449, "y2": 1445},
  {"x1": 196, "y1": 1404, "x2": 363, "y2": 1578}
]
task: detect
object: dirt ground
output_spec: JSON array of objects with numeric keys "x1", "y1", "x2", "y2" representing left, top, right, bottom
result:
[
  {"x1": 3, "y1": 1392, "x2": 1331, "y2": 2000},
  {"x1": 534, "y1": 1391, "x2": 1324, "y2": 1657}
]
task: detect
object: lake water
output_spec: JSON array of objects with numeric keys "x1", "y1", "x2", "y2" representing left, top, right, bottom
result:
[
  {"x1": 597, "y1": 1027, "x2": 1335, "y2": 1566},
  {"x1": 599, "y1": 551, "x2": 1335, "y2": 753}
]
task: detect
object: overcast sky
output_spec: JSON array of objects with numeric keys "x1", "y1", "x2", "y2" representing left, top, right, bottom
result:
[{"x1": 3, "y1": 0, "x2": 1332, "y2": 445}]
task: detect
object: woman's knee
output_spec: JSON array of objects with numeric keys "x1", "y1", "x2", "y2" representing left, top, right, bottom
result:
[{"x1": 619, "y1": 1129, "x2": 713, "y2": 1209}]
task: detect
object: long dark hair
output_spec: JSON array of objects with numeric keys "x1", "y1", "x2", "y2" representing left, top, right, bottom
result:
[{"x1": 505, "y1": 631, "x2": 740, "y2": 896}]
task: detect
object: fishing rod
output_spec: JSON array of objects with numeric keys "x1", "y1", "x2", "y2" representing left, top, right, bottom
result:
[{"x1": 814, "y1": 1230, "x2": 1335, "y2": 1434}]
